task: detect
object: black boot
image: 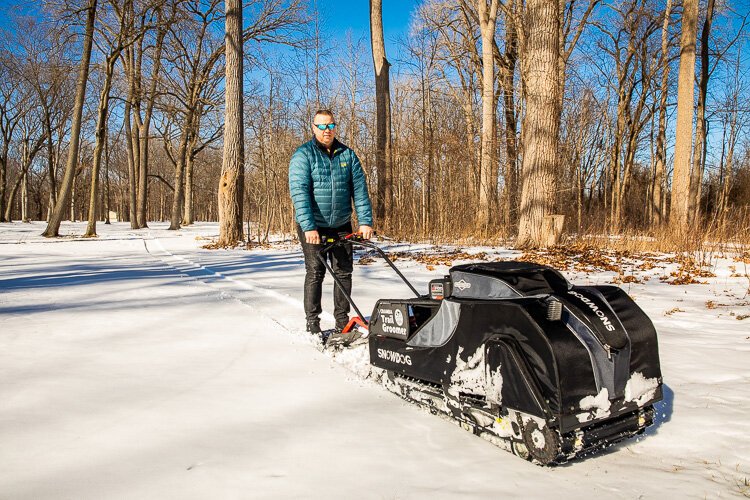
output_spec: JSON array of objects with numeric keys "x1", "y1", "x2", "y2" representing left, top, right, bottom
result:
[
  {"x1": 306, "y1": 320, "x2": 321, "y2": 335},
  {"x1": 335, "y1": 318, "x2": 349, "y2": 333}
]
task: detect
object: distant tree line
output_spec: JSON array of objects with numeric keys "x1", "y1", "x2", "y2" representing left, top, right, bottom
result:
[{"x1": 0, "y1": 0, "x2": 748, "y2": 248}]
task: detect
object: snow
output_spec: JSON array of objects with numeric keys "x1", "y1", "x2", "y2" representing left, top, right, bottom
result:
[
  {"x1": 577, "y1": 389, "x2": 612, "y2": 423},
  {"x1": 625, "y1": 372, "x2": 660, "y2": 407},
  {"x1": 1, "y1": 221, "x2": 750, "y2": 498},
  {"x1": 448, "y1": 345, "x2": 486, "y2": 397}
]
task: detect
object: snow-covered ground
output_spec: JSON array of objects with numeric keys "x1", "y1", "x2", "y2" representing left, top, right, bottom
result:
[{"x1": 1, "y1": 221, "x2": 748, "y2": 499}]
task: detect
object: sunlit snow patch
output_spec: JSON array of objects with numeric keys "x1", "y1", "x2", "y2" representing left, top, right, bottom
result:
[
  {"x1": 576, "y1": 388, "x2": 611, "y2": 423},
  {"x1": 485, "y1": 364, "x2": 503, "y2": 405},
  {"x1": 449, "y1": 346, "x2": 486, "y2": 397},
  {"x1": 624, "y1": 371, "x2": 659, "y2": 406}
]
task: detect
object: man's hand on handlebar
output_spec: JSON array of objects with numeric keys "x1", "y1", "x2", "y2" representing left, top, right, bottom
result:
[
  {"x1": 359, "y1": 225, "x2": 374, "y2": 240},
  {"x1": 305, "y1": 230, "x2": 321, "y2": 245}
]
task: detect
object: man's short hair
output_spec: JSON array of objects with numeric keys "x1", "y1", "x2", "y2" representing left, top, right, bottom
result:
[{"x1": 313, "y1": 109, "x2": 334, "y2": 122}]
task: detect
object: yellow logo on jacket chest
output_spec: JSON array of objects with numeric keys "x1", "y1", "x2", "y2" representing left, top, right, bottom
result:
[{"x1": 340, "y1": 161, "x2": 348, "y2": 168}]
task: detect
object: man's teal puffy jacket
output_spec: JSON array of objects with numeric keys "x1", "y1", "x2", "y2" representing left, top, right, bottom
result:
[{"x1": 289, "y1": 138, "x2": 373, "y2": 232}]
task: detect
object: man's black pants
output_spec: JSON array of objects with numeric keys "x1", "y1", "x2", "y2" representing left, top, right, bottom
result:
[{"x1": 296, "y1": 223, "x2": 353, "y2": 328}]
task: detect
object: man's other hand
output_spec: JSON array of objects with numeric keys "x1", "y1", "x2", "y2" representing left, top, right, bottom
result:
[
  {"x1": 360, "y1": 225, "x2": 374, "y2": 240},
  {"x1": 305, "y1": 230, "x2": 320, "y2": 244}
]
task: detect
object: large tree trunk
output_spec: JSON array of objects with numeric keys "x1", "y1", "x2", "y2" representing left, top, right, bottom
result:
[
  {"x1": 122, "y1": 7, "x2": 138, "y2": 228},
  {"x1": 136, "y1": 9, "x2": 167, "y2": 228},
  {"x1": 670, "y1": 0, "x2": 698, "y2": 232},
  {"x1": 0, "y1": 143, "x2": 8, "y2": 221},
  {"x1": 85, "y1": 55, "x2": 117, "y2": 237},
  {"x1": 21, "y1": 168, "x2": 28, "y2": 222},
  {"x1": 182, "y1": 141, "x2": 198, "y2": 226},
  {"x1": 43, "y1": 110, "x2": 57, "y2": 218},
  {"x1": 123, "y1": 63, "x2": 138, "y2": 227},
  {"x1": 651, "y1": 0, "x2": 673, "y2": 228},
  {"x1": 516, "y1": 0, "x2": 560, "y2": 248},
  {"x1": 168, "y1": 114, "x2": 193, "y2": 231},
  {"x1": 370, "y1": 0, "x2": 392, "y2": 225},
  {"x1": 688, "y1": 0, "x2": 715, "y2": 224},
  {"x1": 500, "y1": 0, "x2": 518, "y2": 228},
  {"x1": 217, "y1": 0, "x2": 245, "y2": 246},
  {"x1": 42, "y1": 0, "x2": 97, "y2": 237},
  {"x1": 476, "y1": 0, "x2": 499, "y2": 230}
]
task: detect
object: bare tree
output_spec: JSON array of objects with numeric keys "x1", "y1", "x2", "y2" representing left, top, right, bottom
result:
[
  {"x1": 370, "y1": 0, "x2": 392, "y2": 224},
  {"x1": 650, "y1": 0, "x2": 674, "y2": 227},
  {"x1": 0, "y1": 59, "x2": 25, "y2": 221},
  {"x1": 498, "y1": 0, "x2": 519, "y2": 227},
  {"x1": 670, "y1": 0, "x2": 698, "y2": 232},
  {"x1": 85, "y1": 0, "x2": 135, "y2": 237},
  {"x1": 161, "y1": 0, "x2": 224, "y2": 230},
  {"x1": 516, "y1": 0, "x2": 561, "y2": 248},
  {"x1": 474, "y1": 0, "x2": 499, "y2": 229},
  {"x1": 8, "y1": 16, "x2": 76, "y2": 221},
  {"x1": 217, "y1": 0, "x2": 244, "y2": 245},
  {"x1": 688, "y1": 0, "x2": 745, "y2": 222},
  {"x1": 3, "y1": 104, "x2": 47, "y2": 222},
  {"x1": 136, "y1": 4, "x2": 169, "y2": 228},
  {"x1": 715, "y1": 49, "x2": 748, "y2": 226},
  {"x1": 595, "y1": 1, "x2": 660, "y2": 231},
  {"x1": 43, "y1": 0, "x2": 98, "y2": 237}
]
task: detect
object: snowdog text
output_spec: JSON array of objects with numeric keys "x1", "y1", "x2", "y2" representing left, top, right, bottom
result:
[{"x1": 377, "y1": 348, "x2": 412, "y2": 366}]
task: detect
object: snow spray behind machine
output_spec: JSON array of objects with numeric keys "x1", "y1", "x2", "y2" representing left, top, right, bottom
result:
[{"x1": 318, "y1": 234, "x2": 663, "y2": 465}]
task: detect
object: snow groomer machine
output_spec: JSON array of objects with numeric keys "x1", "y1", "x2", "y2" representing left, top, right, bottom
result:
[{"x1": 319, "y1": 235, "x2": 663, "y2": 465}]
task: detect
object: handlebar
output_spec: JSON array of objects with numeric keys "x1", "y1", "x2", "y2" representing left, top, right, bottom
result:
[{"x1": 316, "y1": 233, "x2": 421, "y2": 324}]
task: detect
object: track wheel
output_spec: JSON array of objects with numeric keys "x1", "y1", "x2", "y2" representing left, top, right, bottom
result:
[
  {"x1": 521, "y1": 420, "x2": 560, "y2": 465},
  {"x1": 512, "y1": 440, "x2": 530, "y2": 461}
]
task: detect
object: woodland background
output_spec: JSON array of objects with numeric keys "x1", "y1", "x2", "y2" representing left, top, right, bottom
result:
[{"x1": 0, "y1": 0, "x2": 748, "y2": 249}]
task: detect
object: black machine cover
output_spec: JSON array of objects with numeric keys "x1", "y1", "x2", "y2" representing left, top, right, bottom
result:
[{"x1": 368, "y1": 261, "x2": 663, "y2": 433}]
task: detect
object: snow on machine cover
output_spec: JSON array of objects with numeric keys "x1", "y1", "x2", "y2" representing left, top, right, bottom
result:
[{"x1": 368, "y1": 261, "x2": 663, "y2": 465}]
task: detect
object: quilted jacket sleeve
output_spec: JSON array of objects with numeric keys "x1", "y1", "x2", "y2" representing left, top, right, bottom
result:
[
  {"x1": 288, "y1": 145, "x2": 316, "y2": 231},
  {"x1": 350, "y1": 150, "x2": 373, "y2": 227}
]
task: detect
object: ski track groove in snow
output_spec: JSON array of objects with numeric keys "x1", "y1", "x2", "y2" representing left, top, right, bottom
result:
[{"x1": 142, "y1": 235, "x2": 303, "y2": 334}]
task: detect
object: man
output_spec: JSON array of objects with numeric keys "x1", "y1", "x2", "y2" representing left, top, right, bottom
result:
[{"x1": 289, "y1": 109, "x2": 374, "y2": 335}]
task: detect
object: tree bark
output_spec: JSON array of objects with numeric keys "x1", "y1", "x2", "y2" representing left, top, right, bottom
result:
[
  {"x1": 217, "y1": 0, "x2": 245, "y2": 245},
  {"x1": 4, "y1": 133, "x2": 44, "y2": 222},
  {"x1": 370, "y1": 0, "x2": 392, "y2": 225},
  {"x1": 121, "y1": 4, "x2": 138, "y2": 228},
  {"x1": 0, "y1": 141, "x2": 9, "y2": 221},
  {"x1": 43, "y1": 109, "x2": 57, "y2": 218},
  {"x1": 500, "y1": 0, "x2": 518, "y2": 227},
  {"x1": 516, "y1": 0, "x2": 560, "y2": 248},
  {"x1": 85, "y1": 55, "x2": 118, "y2": 237},
  {"x1": 670, "y1": 0, "x2": 698, "y2": 232},
  {"x1": 182, "y1": 137, "x2": 198, "y2": 226},
  {"x1": 123, "y1": 58, "x2": 138, "y2": 227},
  {"x1": 42, "y1": 0, "x2": 97, "y2": 237},
  {"x1": 652, "y1": 0, "x2": 673, "y2": 228},
  {"x1": 168, "y1": 114, "x2": 193, "y2": 231},
  {"x1": 476, "y1": 0, "x2": 499, "y2": 230},
  {"x1": 688, "y1": 0, "x2": 715, "y2": 224},
  {"x1": 136, "y1": 7, "x2": 168, "y2": 228}
]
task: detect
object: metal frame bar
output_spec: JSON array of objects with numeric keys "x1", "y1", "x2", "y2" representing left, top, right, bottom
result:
[{"x1": 317, "y1": 236, "x2": 421, "y2": 324}]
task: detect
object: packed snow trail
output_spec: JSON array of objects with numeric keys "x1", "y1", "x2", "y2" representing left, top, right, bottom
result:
[{"x1": 1, "y1": 222, "x2": 749, "y2": 499}]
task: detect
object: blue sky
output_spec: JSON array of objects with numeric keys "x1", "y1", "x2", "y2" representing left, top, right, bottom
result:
[{"x1": 317, "y1": 0, "x2": 420, "y2": 58}]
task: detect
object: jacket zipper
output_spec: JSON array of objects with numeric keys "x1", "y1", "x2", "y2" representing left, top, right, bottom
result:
[{"x1": 329, "y1": 150, "x2": 336, "y2": 225}]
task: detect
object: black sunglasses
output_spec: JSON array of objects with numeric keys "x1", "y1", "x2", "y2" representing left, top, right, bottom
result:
[{"x1": 314, "y1": 123, "x2": 336, "y2": 130}]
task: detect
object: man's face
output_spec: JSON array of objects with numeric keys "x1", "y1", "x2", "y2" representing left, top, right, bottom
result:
[{"x1": 312, "y1": 113, "x2": 336, "y2": 148}]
